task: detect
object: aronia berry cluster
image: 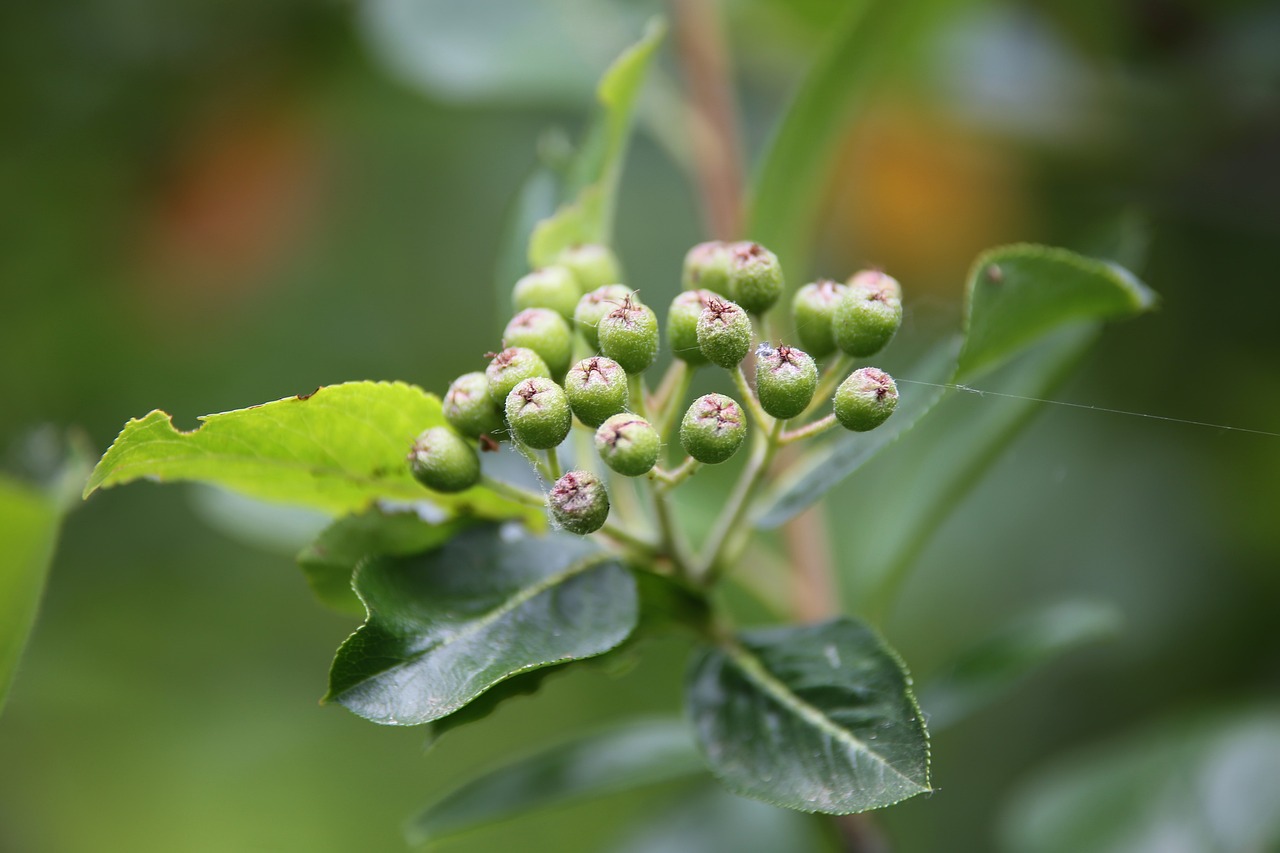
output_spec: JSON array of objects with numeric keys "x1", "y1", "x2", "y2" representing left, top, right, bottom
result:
[{"x1": 408, "y1": 240, "x2": 903, "y2": 536}]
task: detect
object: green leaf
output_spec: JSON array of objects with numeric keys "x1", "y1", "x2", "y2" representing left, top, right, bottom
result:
[
  {"x1": 958, "y1": 244, "x2": 1157, "y2": 382},
  {"x1": 612, "y1": 783, "x2": 837, "y2": 853},
  {"x1": 920, "y1": 600, "x2": 1122, "y2": 731},
  {"x1": 327, "y1": 524, "x2": 638, "y2": 725},
  {"x1": 297, "y1": 509, "x2": 474, "y2": 617},
  {"x1": 748, "y1": 0, "x2": 972, "y2": 274},
  {"x1": 0, "y1": 431, "x2": 90, "y2": 715},
  {"x1": 0, "y1": 477, "x2": 66, "y2": 715},
  {"x1": 687, "y1": 616, "x2": 930, "y2": 814},
  {"x1": 847, "y1": 324, "x2": 1100, "y2": 618},
  {"x1": 407, "y1": 719, "x2": 704, "y2": 847},
  {"x1": 84, "y1": 381, "x2": 537, "y2": 523},
  {"x1": 1002, "y1": 707, "x2": 1280, "y2": 853},
  {"x1": 755, "y1": 244, "x2": 1154, "y2": 529},
  {"x1": 528, "y1": 18, "x2": 665, "y2": 267}
]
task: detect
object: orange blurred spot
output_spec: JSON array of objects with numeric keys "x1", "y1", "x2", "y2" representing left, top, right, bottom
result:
[
  {"x1": 134, "y1": 96, "x2": 326, "y2": 327},
  {"x1": 821, "y1": 99, "x2": 1032, "y2": 296}
]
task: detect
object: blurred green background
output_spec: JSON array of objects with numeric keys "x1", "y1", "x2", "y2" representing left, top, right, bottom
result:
[{"x1": 3, "y1": 0, "x2": 1279, "y2": 850}]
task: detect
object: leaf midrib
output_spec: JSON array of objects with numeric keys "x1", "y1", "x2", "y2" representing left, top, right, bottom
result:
[
  {"x1": 723, "y1": 641, "x2": 926, "y2": 792},
  {"x1": 340, "y1": 553, "x2": 619, "y2": 698}
]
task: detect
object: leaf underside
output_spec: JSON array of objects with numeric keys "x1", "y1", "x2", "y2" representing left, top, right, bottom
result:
[
  {"x1": 687, "y1": 617, "x2": 930, "y2": 814},
  {"x1": 408, "y1": 719, "x2": 704, "y2": 847},
  {"x1": 327, "y1": 524, "x2": 638, "y2": 726}
]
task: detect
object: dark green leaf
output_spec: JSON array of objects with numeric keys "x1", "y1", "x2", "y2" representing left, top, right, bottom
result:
[
  {"x1": 748, "y1": 0, "x2": 973, "y2": 275},
  {"x1": 297, "y1": 509, "x2": 473, "y2": 617},
  {"x1": 422, "y1": 664, "x2": 570, "y2": 745},
  {"x1": 407, "y1": 719, "x2": 704, "y2": 847},
  {"x1": 1002, "y1": 708, "x2": 1280, "y2": 853},
  {"x1": 920, "y1": 600, "x2": 1122, "y2": 731},
  {"x1": 327, "y1": 524, "x2": 638, "y2": 725},
  {"x1": 528, "y1": 19, "x2": 665, "y2": 266},
  {"x1": 687, "y1": 616, "x2": 930, "y2": 814},
  {"x1": 754, "y1": 338, "x2": 956, "y2": 529},
  {"x1": 84, "y1": 381, "x2": 539, "y2": 524},
  {"x1": 958, "y1": 244, "x2": 1156, "y2": 382}
]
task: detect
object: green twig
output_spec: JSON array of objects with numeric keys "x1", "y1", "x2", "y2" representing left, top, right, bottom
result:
[
  {"x1": 733, "y1": 365, "x2": 770, "y2": 428},
  {"x1": 698, "y1": 416, "x2": 785, "y2": 584},
  {"x1": 780, "y1": 413, "x2": 839, "y2": 445}
]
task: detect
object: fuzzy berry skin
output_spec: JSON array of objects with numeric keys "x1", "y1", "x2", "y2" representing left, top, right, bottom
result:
[
  {"x1": 791, "y1": 279, "x2": 846, "y2": 358},
  {"x1": 595, "y1": 414, "x2": 660, "y2": 477},
  {"x1": 505, "y1": 377, "x2": 572, "y2": 450},
  {"x1": 564, "y1": 356, "x2": 627, "y2": 428},
  {"x1": 513, "y1": 266, "x2": 580, "y2": 320},
  {"x1": 682, "y1": 241, "x2": 733, "y2": 295},
  {"x1": 847, "y1": 269, "x2": 902, "y2": 303},
  {"x1": 834, "y1": 367, "x2": 898, "y2": 432},
  {"x1": 755, "y1": 344, "x2": 818, "y2": 420},
  {"x1": 727, "y1": 242, "x2": 785, "y2": 316},
  {"x1": 833, "y1": 274, "x2": 903, "y2": 357},
  {"x1": 680, "y1": 393, "x2": 747, "y2": 464},
  {"x1": 574, "y1": 284, "x2": 633, "y2": 350},
  {"x1": 598, "y1": 296, "x2": 659, "y2": 374},
  {"x1": 557, "y1": 244, "x2": 622, "y2": 295},
  {"x1": 503, "y1": 308, "x2": 573, "y2": 378},
  {"x1": 408, "y1": 426, "x2": 481, "y2": 493},
  {"x1": 549, "y1": 470, "x2": 610, "y2": 535},
  {"x1": 696, "y1": 297, "x2": 753, "y2": 369},
  {"x1": 667, "y1": 290, "x2": 717, "y2": 366},
  {"x1": 486, "y1": 347, "x2": 551, "y2": 406},
  {"x1": 443, "y1": 372, "x2": 504, "y2": 439}
]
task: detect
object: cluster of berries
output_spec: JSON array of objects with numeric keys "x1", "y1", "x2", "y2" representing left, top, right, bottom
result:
[{"x1": 408, "y1": 240, "x2": 903, "y2": 536}]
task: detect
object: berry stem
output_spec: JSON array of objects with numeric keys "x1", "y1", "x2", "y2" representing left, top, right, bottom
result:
[
  {"x1": 733, "y1": 364, "x2": 770, "y2": 428},
  {"x1": 780, "y1": 413, "x2": 839, "y2": 445},
  {"x1": 652, "y1": 360, "x2": 694, "y2": 442},
  {"x1": 697, "y1": 415, "x2": 785, "y2": 585},
  {"x1": 650, "y1": 456, "x2": 702, "y2": 492},
  {"x1": 627, "y1": 372, "x2": 649, "y2": 419},
  {"x1": 545, "y1": 448, "x2": 562, "y2": 481},
  {"x1": 801, "y1": 353, "x2": 853, "y2": 419},
  {"x1": 512, "y1": 438, "x2": 554, "y2": 482}
]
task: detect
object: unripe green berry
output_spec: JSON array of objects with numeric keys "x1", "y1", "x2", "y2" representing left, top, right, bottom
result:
[
  {"x1": 513, "y1": 266, "x2": 580, "y2": 320},
  {"x1": 755, "y1": 344, "x2": 818, "y2": 420},
  {"x1": 682, "y1": 241, "x2": 733, "y2": 295},
  {"x1": 598, "y1": 296, "x2": 659, "y2": 374},
  {"x1": 791, "y1": 279, "x2": 846, "y2": 358},
  {"x1": 574, "y1": 284, "x2": 633, "y2": 350},
  {"x1": 595, "y1": 414, "x2": 660, "y2": 477},
  {"x1": 548, "y1": 470, "x2": 610, "y2": 535},
  {"x1": 564, "y1": 356, "x2": 628, "y2": 428},
  {"x1": 667, "y1": 290, "x2": 717, "y2": 366},
  {"x1": 408, "y1": 426, "x2": 480, "y2": 493},
  {"x1": 727, "y1": 242, "x2": 785, "y2": 315},
  {"x1": 486, "y1": 347, "x2": 551, "y2": 405},
  {"x1": 696, "y1": 297, "x2": 753, "y2": 369},
  {"x1": 505, "y1": 377, "x2": 572, "y2": 450},
  {"x1": 834, "y1": 367, "x2": 898, "y2": 432},
  {"x1": 680, "y1": 393, "x2": 747, "y2": 464},
  {"x1": 443, "y1": 371, "x2": 504, "y2": 438},
  {"x1": 503, "y1": 308, "x2": 573, "y2": 377},
  {"x1": 557, "y1": 244, "x2": 622, "y2": 295},
  {"x1": 833, "y1": 274, "x2": 903, "y2": 357}
]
